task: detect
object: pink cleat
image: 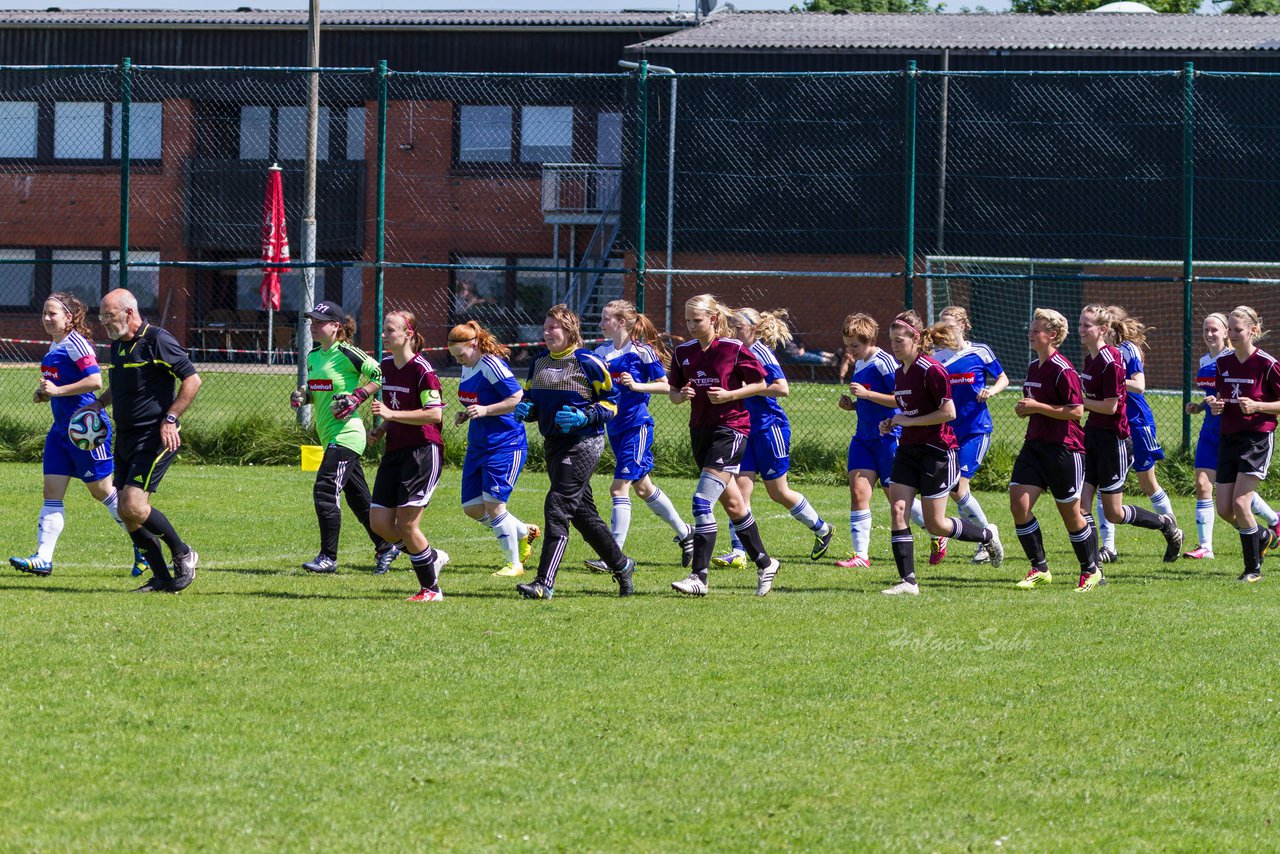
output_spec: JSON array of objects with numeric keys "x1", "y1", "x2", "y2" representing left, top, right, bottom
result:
[
  {"x1": 928, "y1": 537, "x2": 948, "y2": 566},
  {"x1": 835, "y1": 554, "x2": 871, "y2": 569}
]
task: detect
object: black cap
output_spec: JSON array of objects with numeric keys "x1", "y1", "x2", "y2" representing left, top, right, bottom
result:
[{"x1": 305, "y1": 300, "x2": 346, "y2": 323}]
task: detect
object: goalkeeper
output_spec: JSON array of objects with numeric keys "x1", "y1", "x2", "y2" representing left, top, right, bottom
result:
[
  {"x1": 290, "y1": 301, "x2": 397, "y2": 575},
  {"x1": 511, "y1": 305, "x2": 636, "y2": 600}
]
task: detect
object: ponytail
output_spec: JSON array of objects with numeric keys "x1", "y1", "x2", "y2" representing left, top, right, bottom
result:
[{"x1": 449, "y1": 320, "x2": 509, "y2": 359}]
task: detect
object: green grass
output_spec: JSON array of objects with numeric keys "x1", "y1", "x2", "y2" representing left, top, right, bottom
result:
[{"x1": 2, "y1": 462, "x2": 1279, "y2": 850}]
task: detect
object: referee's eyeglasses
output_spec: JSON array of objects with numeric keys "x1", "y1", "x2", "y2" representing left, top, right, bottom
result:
[{"x1": 98, "y1": 308, "x2": 131, "y2": 323}]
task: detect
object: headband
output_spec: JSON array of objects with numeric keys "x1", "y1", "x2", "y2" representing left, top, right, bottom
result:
[
  {"x1": 48, "y1": 294, "x2": 74, "y2": 315},
  {"x1": 893, "y1": 318, "x2": 922, "y2": 339}
]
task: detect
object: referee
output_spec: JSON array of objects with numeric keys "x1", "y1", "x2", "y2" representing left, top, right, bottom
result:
[{"x1": 82, "y1": 289, "x2": 202, "y2": 593}]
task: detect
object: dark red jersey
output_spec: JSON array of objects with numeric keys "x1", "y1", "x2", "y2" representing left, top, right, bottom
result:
[
  {"x1": 668, "y1": 338, "x2": 765, "y2": 434},
  {"x1": 893, "y1": 354, "x2": 957, "y2": 450},
  {"x1": 380, "y1": 353, "x2": 445, "y2": 452},
  {"x1": 1081, "y1": 344, "x2": 1129, "y2": 438},
  {"x1": 1023, "y1": 351, "x2": 1085, "y2": 453},
  {"x1": 1216, "y1": 348, "x2": 1280, "y2": 435}
]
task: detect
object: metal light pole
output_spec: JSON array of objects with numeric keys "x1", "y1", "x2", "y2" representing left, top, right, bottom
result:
[{"x1": 296, "y1": 0, "x2": 320, "y2": 427}]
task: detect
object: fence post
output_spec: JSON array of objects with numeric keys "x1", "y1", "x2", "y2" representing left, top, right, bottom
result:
[
  {"x1": 903, "y1": 60, "x2": 917, "y2": 311},
  {"x1": 634, "y1": 60, "x2": 649, "y2": 314},
  {"x1": 118, "y1": 57, "x2": 131, "y2": 290},
  {"x1": 375, "y1": 61, "x2": 388, "y2": 360},
  {"x1": 1181, "y1": 61, "x2": 1195, "y2": 454}
]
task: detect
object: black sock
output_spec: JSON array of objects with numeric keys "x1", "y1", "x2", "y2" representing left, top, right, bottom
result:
[
  {"x1": 1069, "y1": 525, "x2": 1097, "y2": 573},
  {"x1": 692, "y1": 526, "x2": 715, "y2": 578},
  {"x1": 129, "y1": 527, "x2": 169, "y2": 580},
  {"x1": 410, "y1": 547, "x2": 439, "y2": 590},
  {"x1": 141, "y1": 508, "x2": 188, "y2": 561},
  {"x1": 730, "y1": 513, "x2": 770, "y2": 568},
  {"x1": 1015, "y1": 517, "x2": 1047, "y2": 570},
  {"x1": 890, "y1": 528, "x2": 915, "y2": 583},
  {"x1": 947, "y1": 517, "x2": 991, "y2": 544},
  {"x1": 1120, "y1": 505, "x2": 1164, "y2": 531},
  {"x1": 1241, "y1": 526, "x2": 1262, "y2": 574}
]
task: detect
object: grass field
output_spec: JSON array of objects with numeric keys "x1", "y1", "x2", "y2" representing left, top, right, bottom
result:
[{"x1": 2, "y1": 461, "x2": 1279, "y2": 850}]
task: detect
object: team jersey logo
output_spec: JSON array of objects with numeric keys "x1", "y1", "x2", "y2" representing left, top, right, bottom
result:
[
  {"x1": 458, "y1": 391, "x2": 479, "y2": 405},
  {"x1": 949, "y1": 372, "x2": 976, "y2": 385},
  {"x1": 42, "y1": 367, "x2": 59, "y2": 381},
  {"x1": 308, "y1": 379, "x2": 334, "y2": 391}
]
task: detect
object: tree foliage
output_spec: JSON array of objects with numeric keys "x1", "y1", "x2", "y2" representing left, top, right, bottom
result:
[
  {"x1": 1009, "y1": 0, "x2": 1201, "y2": 9},
  {"x1": 1214, "y1": 0, "x2": 1280, "y2": 13}
]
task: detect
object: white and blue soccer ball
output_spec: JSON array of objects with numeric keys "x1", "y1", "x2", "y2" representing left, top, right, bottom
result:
[{"x1": 68, "y1": 408, "x2": 108, "y2": 451}]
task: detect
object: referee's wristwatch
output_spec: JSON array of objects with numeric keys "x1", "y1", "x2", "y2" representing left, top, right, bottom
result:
[{"x1": 164, "y1": 413, "x2": 180, "y2": 427}]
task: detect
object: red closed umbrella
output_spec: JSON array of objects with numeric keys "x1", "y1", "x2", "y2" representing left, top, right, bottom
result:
[{"x1": 261, "y1": 163, "x2": 289, "y2": 312}]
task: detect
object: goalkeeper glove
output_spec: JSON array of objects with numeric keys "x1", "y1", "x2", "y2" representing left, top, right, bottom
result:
[{"x1": 554, "y1": 406, "x2": 589, "y2": 433}]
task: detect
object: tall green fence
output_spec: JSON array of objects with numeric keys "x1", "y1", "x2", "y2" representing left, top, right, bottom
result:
[{"x1": 1, "y1": 62, "x2": 1279, "y2": 471}]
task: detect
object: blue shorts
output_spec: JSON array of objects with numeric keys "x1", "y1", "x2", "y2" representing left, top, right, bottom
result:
[
  {"x1": 1195, "y1": 423, "x2": 1220, "y2": 471},
  {"x1": 609, "y1": 423, "x2": 655, "y2": 481},
  {"x1": 44, "y1": 423, "x2": 113, "y2": 483},
  {"x1": 848, "y1": 434, "x2": 896, "y2": 485},
  {"x1": 956, "y1": 433, "x2": 992, "y2": 479},
  {"x1": 1130, "y1": 422, "x2": 1165, "y2": 472},
  {"x1": 461, "y1": 447, "x2": 526, "y2": 506},
  {"x1": 741, "y1": 422, "x2": 791, "y2": 479}
]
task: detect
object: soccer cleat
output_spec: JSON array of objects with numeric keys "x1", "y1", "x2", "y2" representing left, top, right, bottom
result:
[
  {"x1": 1074, "y1": 570, "x2": 1104, "y2": 592},
  {"x1": 516, "y1": 580, "x2": 553, "y2": 599},
  {"x1": 520, "y1": 524, "x2": 541, "y2": 565},
  {"x1": 303, "y1": 553, "x2": 338, "y2": 574},
  {"x1": 406, "y1": 587, "x2": 444, "y2": 602},
  {"x1": 492, "y1": 562, "x2": 524, "y2": 578},
  {"x1": 373, "y1": 544, "x2": 400, "y2": 575},
  {"x1": 1098, "y1": 547, "x2": 1118, "y2": 564},
  {"x1": 928, "y1": 537, "x2": 948, "y2": 566},
  {"x1": 583, "y1": 558, "x2": 610, "y2": 573},
  {"x1": 756, "y1": 558, "x2": 780, "y2": 596},
  {"x1": 9, "y1": 555, "x2": 53, "y2": 577},
  {"x1": 1159, "y1": 516, "x2": 1184, "y2": 563},
  {"x1": 882, "y1": 580, "x2": 920, "y2": 596},
  {"x1": 131, "y1": 546, "x2": 148, "y2": 577},
  {"x1": 971, "y1": 543, "x2": 991, "y2": 564},
  {"x1": 1183, "y1": 546, "x2": 1215, "y2": 560},
  {"x1": 170, "y1": 548, "x2": 199, "y2": 592},
  {"x1": 614, "y1": 557, "x2": 636, "y2": 597},
  {"x1": 1238, "y1": 570, "x2": 1262, "y2": 583},
  {"x1": 671, "y1": 574, "x2": 708, "y2": 596},
  {"x1": 1260, "y1": 527, "x2": 1279, "y2": 559},
  {"x1": 811, "y1": 524, "x2": 834, "y2": 561},
  {"x1": 835, "y1": 554, "x2": 871, "y2": 569},
  {"x1": 1016, "y1": 569, "x2": 1052, "y2": 589},
  {"x1": 985, "y1": 525, "x2": 1004, "y2": 568},
  {"x1": 676, "y1": 531, "x2": 695, "y2": 568},
  {"x1": 130, "y1": 575, "x2": 172, "y2": 593},
  {"x1": 711, "y1": 550, "x2": 746, "y2": 570}
]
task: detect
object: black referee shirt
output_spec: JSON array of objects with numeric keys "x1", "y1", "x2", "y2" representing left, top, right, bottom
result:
[{"x1": 108, "y1": 322, "x2": 197, "y2": 434}]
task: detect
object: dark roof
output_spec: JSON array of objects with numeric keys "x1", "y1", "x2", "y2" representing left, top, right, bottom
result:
[
  {"x1": 632, "y1": 11, "x2": 1280, "y2": 52},
  {"x1": 0, "y1": 9, "x2": 696, "y2": 29}
]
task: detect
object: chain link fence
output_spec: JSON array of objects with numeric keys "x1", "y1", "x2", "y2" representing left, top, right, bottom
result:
[{"x1": 1, "y1": 63, "x2": 1278, "y2": 474}]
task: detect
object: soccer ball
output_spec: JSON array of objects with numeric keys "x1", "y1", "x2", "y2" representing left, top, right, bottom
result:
[{"x1": 68, "y1": 408, "x2": 108, "y2": 451}]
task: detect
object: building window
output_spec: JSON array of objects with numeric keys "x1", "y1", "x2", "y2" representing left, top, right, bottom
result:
[
  {"x1": 236, "y1": 105, "x2": 359, "y2": 162},
  {"x1": 520, "y1": 106, "x2": 573, "y2": 163},
  {"x1": 277, "y1": 106, "x2": 330, "y2": 161},
  {"x1": 54, "y1": 102, "x2": 105, "y2": 159},
  {"x1": 51, "y1": 249, "x2": 160, "y2": 310},
  {"x1": 459, "y1": 106, "x2": 512, "y2": 163},
  {"x1": 345, "y1": 107, "x2": 366, "y2": 161},
  {"x1": 452, "y1": 255, "x2": 560, "y2": 344},
  {"x1": 456, "y1": 105, "x2": 617, "y2": 170},
  {"x1": 109, "y1": 251, "x2": 161, "y2": 311},
  {"x1": 112, "y1": 102, "x2": 164, "y2": 160},
  {"x1": 50, "y1": 101, "x2": 163, "y2": 162},
  {"x1": 0, "y1": 103, "x2": 37, "y2": 158},
  {"x1": 0, "y1": 249, "x2": 36, "y2": 308}
]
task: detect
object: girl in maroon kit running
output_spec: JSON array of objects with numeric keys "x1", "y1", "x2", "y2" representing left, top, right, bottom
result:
[
  {"x1": 879, "y1": 311, "x2": 1003, "y2": 595},
  {"x1": 368, "y1": 311, "x2": 451, "y2": 601},
  {"x1": 1208, "y1": 305, "x2": 1280, "y2": 583},
  {"x1": 667, "y1": 294, "x2": 781, "y2": 597}
]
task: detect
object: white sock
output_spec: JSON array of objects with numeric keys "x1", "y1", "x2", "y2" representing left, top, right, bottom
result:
[
  {"x1": 955, "y1": 491, "x2": 989, "y2": 529},
  {"x1": 910, "y1": 498, "x2": 925, "y2": 529},
  {"x1": 36, "y1": 500, "x2": 65, "y2": 561},
  {"x1": 611, "y1": 496, "x2": 632, "y2": 548},
  {"x1": 512, "y1": 516, "x2": 529, "y2": 540},
  {"x1": 1149, "y1": 488, "x2": 1174, "y2": 518},
  {"x1": 99, "y1": 488, "x2": 128, "y2": 531},
  {"x1": 1251, "y1": 494, "x2": 1278, "y2": 528},
  {"x1": 1097, "y1": 495, "x2": 1116, "y2": 550},
  {"x1": 851, "y1": 509, "x2": 872, "y2": 559},
  {"x1": 1195, "y1": 499, "x2": 1215, "y2": 549},
  {"x1": 489, "y1": 512, "x2": 523, "y2": 565},
  {"x1": 644, "y1": 488, "x2": 690, "y2": 539},
  {"x1": 788, "y1": 496, "x2": 826, "y2": 533}
]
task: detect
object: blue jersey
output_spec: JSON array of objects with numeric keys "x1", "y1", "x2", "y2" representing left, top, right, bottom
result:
[
  {"x1": 1120, "y1": 340, "x2": 1156, "y2": 427},
  {"x1": 594, "y1": 340, "x2": 665, "y2": 434},
  {"x1": 458, "y1": 354, "x2": 527, "y2": 454},
  {"x1": 1196, "y1": 349, "x2": 1229, "y2": 436},
  {"x1": 523, "y1": 348, "x2": 618, "y2": 439},
  {"x1": 935, "y1": 342, "x2": 1004, "y2": 438},
  {"x1": 851, "y1": 348, "x2": 900, "y2": 440},
  {"x1": 743, "y1": 340, "x2": 788, "y2": 431},
  {"x1": 42, "y1": 331, "x2": 103, "y2": 427}
]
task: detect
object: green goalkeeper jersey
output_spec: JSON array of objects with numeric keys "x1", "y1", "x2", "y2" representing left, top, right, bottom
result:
[{"x1": 305, "y1": 341, "x2": 383, "y2": 454}]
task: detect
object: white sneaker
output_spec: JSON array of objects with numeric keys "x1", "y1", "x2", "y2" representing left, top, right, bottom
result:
[
  {"x1": 971, "y1": 543, "x2": 991, "y2": 564},
  {"x1": 985, "y1": 524, "x2": 1004, "y2": 568},
  {"x1": 755, "y1": 558, "x2": 780, "y2": 597},
  {"x1": 671, "y1": 574, "x2": 708, "y2": 596},
  {"x1": 882, "y1": 580, "x2": 920, "y2": 596},
  {"x1": 432, "y1": 549, "x2": 451, "y2": 574}
]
